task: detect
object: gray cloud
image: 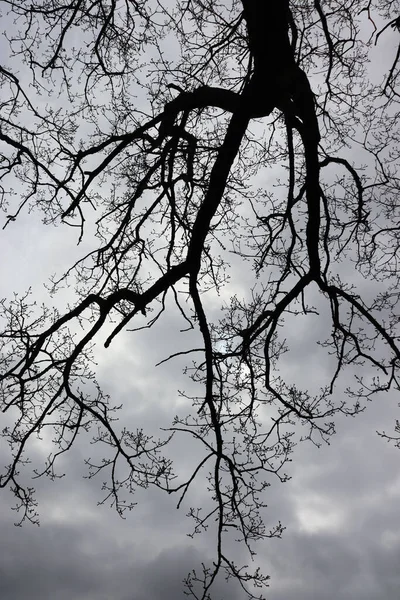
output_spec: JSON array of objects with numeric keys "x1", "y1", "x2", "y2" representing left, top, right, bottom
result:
[
  {"x1": 1, "y1": 7, "x2": 400, "y2": 600},
  {"x1": 1, "y1": 218, "x2": 400, "y2": 599}
]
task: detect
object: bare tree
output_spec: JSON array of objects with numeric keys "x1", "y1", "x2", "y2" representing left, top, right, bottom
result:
[{"x1": 1, "y1": 1, "x2": 400, "y2": 597}]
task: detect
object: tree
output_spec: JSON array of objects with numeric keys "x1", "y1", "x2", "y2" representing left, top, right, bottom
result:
[{"x1": 0, "y1": 1, "x2": 399, "y2": 597}]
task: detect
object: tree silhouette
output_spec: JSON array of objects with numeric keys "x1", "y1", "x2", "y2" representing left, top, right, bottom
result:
[{"x1": 0, "y1": 1, "x2": 400, "y2": 598}]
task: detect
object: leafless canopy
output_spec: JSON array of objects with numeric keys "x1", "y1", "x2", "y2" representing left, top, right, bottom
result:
[{"x1": 1, "y1": 1, "x2": 400, "y2": 598}]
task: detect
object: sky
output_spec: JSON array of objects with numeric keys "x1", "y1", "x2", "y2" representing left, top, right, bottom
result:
[
  {"x1": 0, "y1": 210, "x2": 399, "y2": 600},
  {"x1": 1, "y1": 4, "x2": 400, "y2": 600}
]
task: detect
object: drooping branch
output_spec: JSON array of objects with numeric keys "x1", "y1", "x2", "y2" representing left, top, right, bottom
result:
[{"x1": 1, "y1": 2, "x2": 400, "y2": 599}]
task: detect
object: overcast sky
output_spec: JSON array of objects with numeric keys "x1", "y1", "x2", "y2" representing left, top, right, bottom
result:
[
  {"x1": 1, "y1": 6, "x2": 400, "y2": 600},
  {"x1": 1, "y1": 204, "x2": 400, "y2": 600}
]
